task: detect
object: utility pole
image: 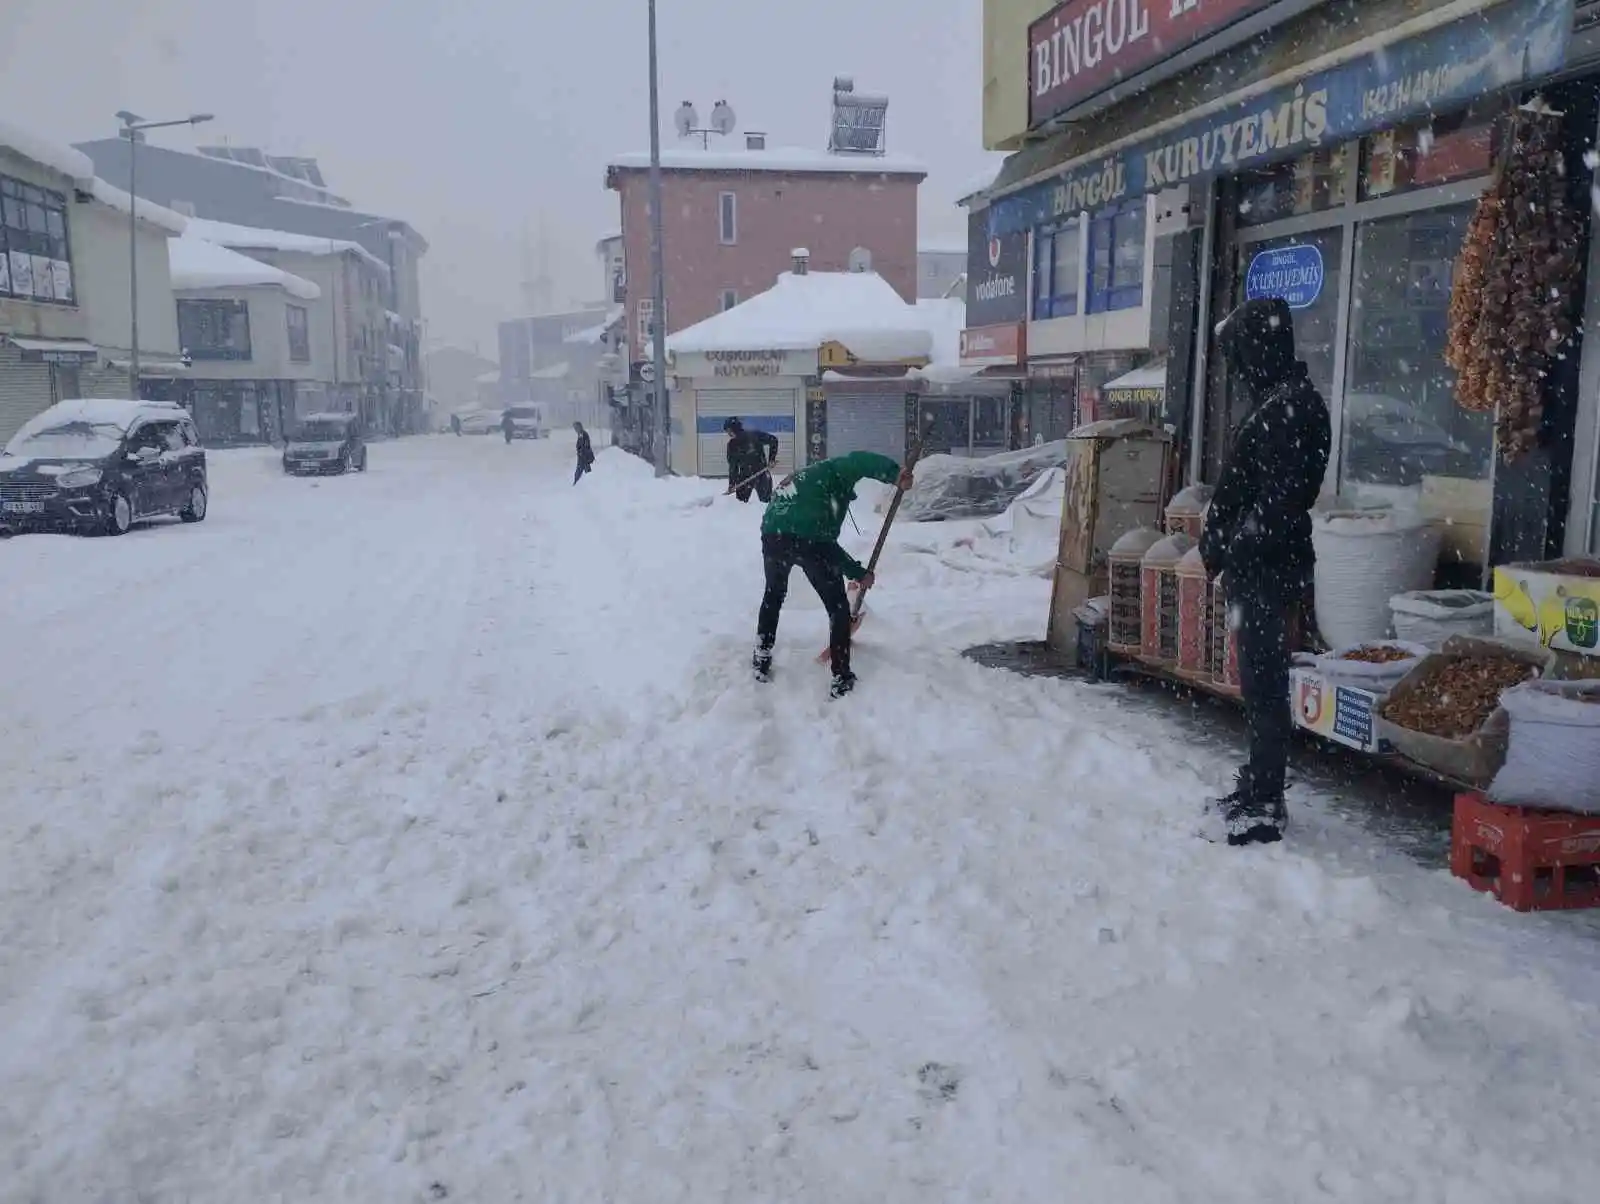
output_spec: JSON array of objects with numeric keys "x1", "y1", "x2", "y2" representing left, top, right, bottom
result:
[
  {"x1": 116, "y1": 110, "x2": 213, "y2": 394},
  {"x1": 646, "y1": 0, "x2": 671, "y2": 477}
]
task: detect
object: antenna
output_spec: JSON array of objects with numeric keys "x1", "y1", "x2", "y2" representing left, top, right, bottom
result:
[
  {"x1": 710, "y1": 100, "x2": 737, "y2": 135},
  {"x1": 674, "y1": 102, "x2": 698, "y2": 139}
]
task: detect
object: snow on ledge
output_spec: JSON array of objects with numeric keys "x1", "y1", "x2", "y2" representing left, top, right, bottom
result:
[
  {"x1": 87, "y1": 179, "x2": 189, "y2": 235},
  {"x1": 169, "y1": 237, "x2": 322, "y2": 300},
  {"x1": 608, "y1": 144, "x2": 925, "y2": 176},
  {"x1": 183, "y1": 216, "x2": 390, "y2": 273},
  {"x1": 0, "y1": 118, "x2": 95, "y2": 186}
]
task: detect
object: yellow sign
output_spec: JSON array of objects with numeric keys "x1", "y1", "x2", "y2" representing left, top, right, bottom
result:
[
  {"x1": 818, "y1": 341, "x2": 856, "y2": 369},
  {"x1": 1493, "y1": 564, "x2": 1600, "y2": 656}
]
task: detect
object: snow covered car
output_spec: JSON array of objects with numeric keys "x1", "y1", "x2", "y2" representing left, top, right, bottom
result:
[
  {"x1": 0, "y1": 398, "x2": 207, "y2": 537},
  {"x1": 502, "y1": 404, "x2": 547, "y2": 441},
  {"x1": 451, "y1": 409, "x2": 500, "y2": 436},
  {"x1": 283, "y1": 412, "x2": 368, "y2": 475}
]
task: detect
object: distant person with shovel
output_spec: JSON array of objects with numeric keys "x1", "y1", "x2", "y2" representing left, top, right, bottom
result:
[
  {"x1": 753, "y1": 451, "x2": 912, "y2": 699},
  {"x1": 723, "y1": 417, "x2": 779, "y2": 502}
]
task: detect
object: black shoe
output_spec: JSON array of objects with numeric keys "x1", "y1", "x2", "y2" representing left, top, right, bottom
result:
[
  {"x1": 752, "y1": 645, "x2": 773, "y2": 683},
  {"x1": 829, "y1": 672, "x2": 857, "y2": 699},
  {"x1": 1199, "y1": 792, "x2": 1286, "y2": 845}
]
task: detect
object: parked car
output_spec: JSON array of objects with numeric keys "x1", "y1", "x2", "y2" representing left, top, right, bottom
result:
[
  {"x1": 283, "y1": 412, "x2": 368, "y2": 475},
  {"x1": 502, "y1": 404, "x2": 548, "y2": 441},
  {"x1": 0, "y1": 398, "x2": 207, "y2": 537},
  {"x1": 452, "y1": 408, "x2": 500, "y2": 436}
]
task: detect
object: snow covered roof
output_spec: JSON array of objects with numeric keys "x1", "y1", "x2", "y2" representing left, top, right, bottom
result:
[
  {"x1": 0, "y1": 118, "x2": 94, "y2": 186},
  {"x1": 918, "y1": 238, "x2": 967, "y2": 256},
  {"x1": 1102, "y1": 360, "x2": 1168, "y2": 393},
  {"x1": 12, "y1": 397, "x2": 184, "y2": 439},
  {"x1": 301, "y1": 411, "x2": 356, "y2": 424},
  {"x1": 955, "y1": 159, "x2": 1007, "y2": 206},
  {"x1": 182, "y1": 216, "x2": 390, "y2": 273},
  {"x1": 530, "y1": 362, "x2": 570, "y2": 380},
  {"x1": 169, "y1": 237, "x2": 321, "y2": 299},
  {"x1": 915, "y1": 298, "x2": 967, "y2": 366},
  {"x1": 608, "y1": 144, "x2": 925, "y2": 177},
  {"x1": 668, "y1": 271, "x2": 933, "y2": 361},
  {"x1": 87, "y1": 179, "x2": 189, "y2": 235},
  {"x1": 564, "y1": 307, "x2": 624, "y2": 346},
  {"x1": 474, "y1": 370, "x2": 500, "y2": 385},
  {"x1": 595, "y1": 229, "x2": 622, "y2": 246}
]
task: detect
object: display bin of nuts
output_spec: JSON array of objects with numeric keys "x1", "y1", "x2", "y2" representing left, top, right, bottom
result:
[{"x1": 1376, "y1": 635, "x2": 1554, "y2": 786}]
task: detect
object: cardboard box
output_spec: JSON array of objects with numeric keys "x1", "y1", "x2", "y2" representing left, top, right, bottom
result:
[
  {"x1": 1492, "y1": 559, "x2": 1600, "y2": 657},
  {"x1": 1291, "y1": 668, "x2": 1386, "y2": 754}
]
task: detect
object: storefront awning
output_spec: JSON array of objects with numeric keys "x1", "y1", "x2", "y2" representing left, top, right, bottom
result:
[
  {"x1": 6, "y1": 335, "x2": 99, "y2": 364},
  {"x1": 984, "y1": 0, "x2": 1572, "y2": 236},
  {"x1": 104, "y1": 356, "x2": 191, "y2": 376},
  {"x1": 1101, "y1": 360, "x2": 1168, "y2": 404}
]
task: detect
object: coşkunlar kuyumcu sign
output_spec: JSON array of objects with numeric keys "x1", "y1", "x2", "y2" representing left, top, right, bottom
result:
[
  {"x1": 1030, "y1": 0, "x2": 1277, "y2": 127},
  {"x1": 991, "y1": 0, "x2": 1573, "y2": 238}
]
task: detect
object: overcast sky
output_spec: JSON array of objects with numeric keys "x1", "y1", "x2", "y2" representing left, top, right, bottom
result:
[{"x1": 3, "y1": 0, "x2": 1000, "y2": 355}]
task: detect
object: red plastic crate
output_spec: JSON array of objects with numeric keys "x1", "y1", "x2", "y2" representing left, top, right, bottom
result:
[{"x1": 1450, "y1": 792, "x2": 1600, "y2": 912}]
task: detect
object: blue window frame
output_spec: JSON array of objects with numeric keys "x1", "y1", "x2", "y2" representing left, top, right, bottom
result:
[
  {"x1": 1032, "y1": 220, "x2": 1079, "y2": 320},
  {"x1": 1087, "y1": 199, "x2": 1146, "y2": 313}
]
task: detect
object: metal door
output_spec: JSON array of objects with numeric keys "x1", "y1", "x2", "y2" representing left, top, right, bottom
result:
[
  {"x1": 695, "y1": 387, "x2": 799, "y2": 477},
  {"x1": 0, "y1": 344, "x2": 54, "y2": 444},
  {"x1": 826, "y1": 392, "x2": 904, "y2": 461}
]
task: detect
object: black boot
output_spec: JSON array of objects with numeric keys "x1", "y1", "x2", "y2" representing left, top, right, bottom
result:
[
  {"x1": 752, "y1": 639, "x2": 774, "y2": 683},
  {"x1": 1200, "y1": 789, "x2": 1286, "y2": 845},
  {"x1": 829, "y1": 672, "x2": 857, "y2": 699}
]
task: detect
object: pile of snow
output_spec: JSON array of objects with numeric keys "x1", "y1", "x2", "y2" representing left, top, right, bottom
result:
[
  {"x1": 901, "y1": 440, "x2": 1071, "y2": 522},
  {"x1": 183, "y1": 216, "x2": 390, "y2": 273},
  {"x1": 669, "y1": 271, "x2": 932, "y2": 362},
  {"x1": 608, "y1": 145, "x2": 925, "y2": 176},
  {"x1": 0, "y1": 118, "x2": 94, "y2": 186},
  {"x1": 169, "y1": 237, "x2": 321, "y2": 300},
  {"x1": 564, "y1": 307, "x2": 624, "y2": 346},
  {"x1": 914, "y1": 297, "x2": 966, "y2": 367},
  {"x1": 85, "y1": 179, "x2": 188, "y2": 235}
]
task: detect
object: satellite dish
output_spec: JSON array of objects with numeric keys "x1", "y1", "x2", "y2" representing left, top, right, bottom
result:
[
  {"x1": 710, "y1": 100, "x2": 736, "y2": 135},
  {"x1": 674, "y1": 102, "x2": 698, "y2": 138}
]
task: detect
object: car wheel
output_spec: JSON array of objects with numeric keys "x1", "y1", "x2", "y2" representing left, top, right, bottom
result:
[
  {"x1": 105, "y1": 492, "x2": 133, "y2": 537},
  {"x1": 181, "y1": 483, "x2": 208, "y2": 523}
]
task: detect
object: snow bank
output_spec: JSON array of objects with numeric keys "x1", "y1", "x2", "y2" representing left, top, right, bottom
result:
[
  {"x1": 86, "y1": 179, "x2": 188, "y2": 235},
  {"x1": 669, "y1": 271, "x2": 932, "y2": 361},
  {"x1": 0, "y1": 118, "x2": 94, "y2": 185},
  {"x1": 169, "y1": 237, "x2": 321, "y2": 299},
  {"x1": 901, "y1": 441, "x2": 1071, "y2": 522}
]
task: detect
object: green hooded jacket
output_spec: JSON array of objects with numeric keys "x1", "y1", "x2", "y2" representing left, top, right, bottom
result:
[{"x1": 761, "y1": 451, "x2": 901, "y2": 579}]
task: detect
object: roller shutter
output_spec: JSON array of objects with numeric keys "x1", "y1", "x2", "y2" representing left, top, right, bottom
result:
[
  {"x1": 826, "y1": 392, "x2": 905, "y2": 462},
  {"x1": 79, "y1": 365, "x2": 136, "y2": 400},
  {"x1": 694, "y1": 386, "x2": 799, "y2": 478},
  {"x1": 0, "y1": 344, "x2": 55, "y2": 444}
]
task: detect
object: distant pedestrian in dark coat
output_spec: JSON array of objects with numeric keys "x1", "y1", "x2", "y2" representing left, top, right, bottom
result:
[
  {"x1": 573, "y1": 422, "x2": 595, "y2": 485},
  {"x1": 723, "y1": 417, "x2": 780, "y2": 502},
  {"x1": 1200, "y1": 296, "x2": 1331, "y2": 846}
]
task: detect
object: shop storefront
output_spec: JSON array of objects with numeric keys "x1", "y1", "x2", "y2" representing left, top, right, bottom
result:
[
  {"x1": 670, "y1": 349, "x2": 810, "y2": 477},
  {"x1": 0, "y1": 336, "x2": 100, "y2": 441}
]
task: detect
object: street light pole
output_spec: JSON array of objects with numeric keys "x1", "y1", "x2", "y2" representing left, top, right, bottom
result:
[
  {"x1": 116, "y1": 110, "x2": 213, "y2": 395},
  {"x1": 646, "y1": 0, "x2": 670, "y2": 477}
]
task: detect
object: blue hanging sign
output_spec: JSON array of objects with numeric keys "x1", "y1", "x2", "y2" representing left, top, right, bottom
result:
[
  {"x1": 1244, "y1": 244, "x2": 1324, "y2": 310},
  {"x1": 987, "y1": 0, "x2": 1573, "y2": 238}
]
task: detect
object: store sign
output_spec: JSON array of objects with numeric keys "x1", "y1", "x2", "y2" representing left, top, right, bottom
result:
[
  {"x1": 965, "y1": 209, "x2": 1028, "y2": 326},
  {"x1": 1029, "y1": 0, "x2": 1276, "y2": 127},
  {"x1": 990, "y1": 0, "x2": 1573, "y2": 238},
  {"x1": 705, "y1": 349, "x2": 792, "y2": 378},
  {"x1": 960, "y1": 323, "x2": 1026, "y2": 367},
  {"x1": 1244, "y1": 244, "x2": 1324, "y2": 310},
  {"x1": 1291, "y1": 669, "x2": 1384, "y2": 753}
]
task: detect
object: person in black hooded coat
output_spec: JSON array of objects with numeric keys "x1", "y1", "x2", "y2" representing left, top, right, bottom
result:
[
  {"x1": 723, "y1": 417, "x2": 780, "y2": 502},
  {"x1": 1200, "y1": 296, "x2": 1331, "y2": 846}
]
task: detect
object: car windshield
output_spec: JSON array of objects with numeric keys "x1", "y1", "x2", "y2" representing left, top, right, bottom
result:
[
  {"x1": 507, "y1": 408, "x2": 537, "y2": 419},
  {"x1": 296, "y1": 421, "x2": 349, "y2": 441},
  {"x1": 4, "y1": 421, "x2": 126, "y2": 460}
]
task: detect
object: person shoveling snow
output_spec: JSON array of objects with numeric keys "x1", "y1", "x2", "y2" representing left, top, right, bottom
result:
[{"x1": 753, "y1": 451, "x2": 912, "y2": 698}]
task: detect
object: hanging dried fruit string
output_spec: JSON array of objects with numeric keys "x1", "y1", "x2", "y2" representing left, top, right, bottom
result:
[{"x1": 1444, "y1": 103, "x2": 1582, "y2": 460}]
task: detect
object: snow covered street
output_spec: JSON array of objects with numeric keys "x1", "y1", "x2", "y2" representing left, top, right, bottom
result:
[{"x1": 3, "y1": 435, "x2": 1599, "y2": 1202}]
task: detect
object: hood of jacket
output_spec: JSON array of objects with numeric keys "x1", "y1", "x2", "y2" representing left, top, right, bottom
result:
[{"x1": 1216, "y1": 296, "x2": 1304, "y2": 400}]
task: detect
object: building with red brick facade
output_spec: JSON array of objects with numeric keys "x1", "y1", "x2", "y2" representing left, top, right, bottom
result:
[{"x1": 604, "y1": 140, "x2": 925, "y2": 362}]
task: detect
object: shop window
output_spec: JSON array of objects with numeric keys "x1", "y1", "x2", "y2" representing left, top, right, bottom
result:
[
  {"x1": 1087, "y1": 199, "x2": 1145, "y2": 313},
  {"x1": 1235, "y1": 144, "x2": 1352, "y2": 228},
  {"x1": 0, "y1": 175, "x2": 73, "y2": 304},
  {"x1": 720, "y1": 289, "x2": 738, "y2": 312},
  {"x1": 286, "y1": 304, "x2": 311, "y2": 363},
  {"x1": 1033, "y1": 221, "x2": 1079, "y2": 319},
  {"x1": 718, "y1": 192, "x2": 737, "y2": 245},
  {"x1": 1341, "y1": 204, "x2": 1490, "y2": 566},
  {"x1": 177, "y1": 299, "x2": 252, "y2": 361},
  {"x1": 1359, "y1": 112, "x2": 1496, "y2": 202}
]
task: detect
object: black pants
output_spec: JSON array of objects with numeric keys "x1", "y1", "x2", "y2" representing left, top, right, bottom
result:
[
  {"x1": 735, "y1": 470, "x2": 773, "y2": 503},
  {"x1": 1234, "y1": 582, "x2": 1298, "y2": 803},
  {"x1": 574, "y1": 461, "x2": 592, "y2": 485},
  {"x1": 757, "y1": 532, "x2": 852, "y2": 677}
]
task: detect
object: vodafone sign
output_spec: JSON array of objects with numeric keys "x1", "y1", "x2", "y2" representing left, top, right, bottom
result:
[{"x1": 1029, "y1": 0, "x2": 1276, "y2": 127}]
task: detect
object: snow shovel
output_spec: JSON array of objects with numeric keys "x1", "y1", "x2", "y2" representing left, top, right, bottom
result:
[
  {"x1": 814, "y1": 439, "x2": 925, "y2": 665},
  {"x1": 687, "y1": 464, "x2": 781, "y2": 508}
]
